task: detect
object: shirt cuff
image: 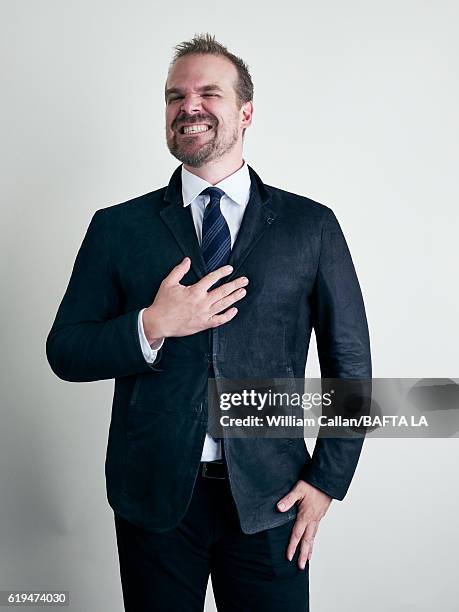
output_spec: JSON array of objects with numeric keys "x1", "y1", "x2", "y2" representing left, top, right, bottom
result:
[{"x1": 138, "y1": 308, "x2": 165, "y2": 363}]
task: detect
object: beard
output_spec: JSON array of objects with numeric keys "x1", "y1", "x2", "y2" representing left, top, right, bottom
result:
[{"x1": 166, "y1": 121, "x2": 240, "y2": 168}]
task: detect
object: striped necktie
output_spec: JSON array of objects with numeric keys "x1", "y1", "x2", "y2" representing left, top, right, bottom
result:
[
  {"x1": 200, "y1": 187, "x2": 231, "y2": 273},
  {"x1": 200, "y1": 187, "x2": 231, "y2": 444}
]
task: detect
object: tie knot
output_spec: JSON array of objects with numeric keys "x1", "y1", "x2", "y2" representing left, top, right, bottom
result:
[{"x1": 200, "y1": 186, "x2": 225, "y2": 204}]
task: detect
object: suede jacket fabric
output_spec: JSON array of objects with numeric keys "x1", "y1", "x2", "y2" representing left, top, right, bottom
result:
[{"x1": 46, "y1": 164, "x2": 372, "y2": 534}]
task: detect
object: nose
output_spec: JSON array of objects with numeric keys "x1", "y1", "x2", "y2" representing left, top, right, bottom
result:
[{"x1": 179, "y1": 94, "x2": 203, "y2": 116}]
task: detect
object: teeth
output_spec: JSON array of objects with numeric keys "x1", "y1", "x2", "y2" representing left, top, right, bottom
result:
[{"x1": 182, "y1": 124, "x2": 210, "y2": 134}]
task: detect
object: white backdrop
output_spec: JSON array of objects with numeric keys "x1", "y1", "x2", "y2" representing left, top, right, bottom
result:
[{"x1": 1, "y1": 1, "x2": 458, "y2": 610}]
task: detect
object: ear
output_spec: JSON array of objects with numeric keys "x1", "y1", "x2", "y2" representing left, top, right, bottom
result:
[{"x1": 241, "y1": 101, "x2": 254, "y2": 128}]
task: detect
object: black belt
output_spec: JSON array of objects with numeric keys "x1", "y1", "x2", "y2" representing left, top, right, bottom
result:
[{"x1": 200, "y1": 460, "x2": 227, "y2": 480}]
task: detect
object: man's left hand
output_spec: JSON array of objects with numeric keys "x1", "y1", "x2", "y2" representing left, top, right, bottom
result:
[{"x1": 276, "y1": 480, "x2": 332, "y2": 569}]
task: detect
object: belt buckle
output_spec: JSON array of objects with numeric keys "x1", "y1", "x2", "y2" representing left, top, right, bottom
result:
[{"x1": 202, "y1": 461, "x2": 226, "y2": 480}]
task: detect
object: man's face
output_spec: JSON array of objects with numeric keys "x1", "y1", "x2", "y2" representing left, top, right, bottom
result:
[{"x1": 165, "y1": 53, "x2": 247, "y2": 167}]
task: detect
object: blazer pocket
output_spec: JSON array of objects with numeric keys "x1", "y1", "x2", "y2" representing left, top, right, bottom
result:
[{"x1": 129, "y1": 374, "x2": 144, "y2": 407}]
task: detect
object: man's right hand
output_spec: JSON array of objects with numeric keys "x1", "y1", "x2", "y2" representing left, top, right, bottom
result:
[{"x1": 142, "y1": 257, "x2": 249, "y2": 345}]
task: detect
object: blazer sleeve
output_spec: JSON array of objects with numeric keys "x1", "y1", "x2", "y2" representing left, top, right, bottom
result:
[
  {"x1": 300, "y1": 207, "x2": 372, "y2": 500},
  {"x1": 46, "y1": 209, "x2": 163, "y2": 382}
]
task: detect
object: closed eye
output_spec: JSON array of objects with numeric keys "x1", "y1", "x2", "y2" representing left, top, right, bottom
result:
[{"x1": 168, "y1": 93, "x2": 219, "y2": 102}]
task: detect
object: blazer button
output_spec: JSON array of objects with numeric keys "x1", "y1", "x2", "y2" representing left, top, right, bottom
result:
[{"x1": 266, "y1": 216, "x2": 274, "y2": 224}]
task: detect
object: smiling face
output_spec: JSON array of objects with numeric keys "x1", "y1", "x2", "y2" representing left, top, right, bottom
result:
[{"x1": 165, "y1": 53, "x2": 252, "y2": 168}]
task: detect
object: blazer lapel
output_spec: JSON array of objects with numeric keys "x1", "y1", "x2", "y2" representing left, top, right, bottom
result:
[
  {"x1": 227, "y1": 165, "x2": 276, "y2": 278},
  {"x1": 160, "y1": 166, "x2": 208, "y2": 281},
  {"x1": 159, "y1": 164, "x2": 277, "y2": 282}
]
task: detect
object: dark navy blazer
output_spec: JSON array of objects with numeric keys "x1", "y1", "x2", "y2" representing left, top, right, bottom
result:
[{"x1": 46, "y1": 164, "x2": 372, "y2": 534}]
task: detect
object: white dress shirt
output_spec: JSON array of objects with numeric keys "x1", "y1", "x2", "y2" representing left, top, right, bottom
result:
[{"x1": 138, "y1": 160, "x2": 251, "y2": 461}]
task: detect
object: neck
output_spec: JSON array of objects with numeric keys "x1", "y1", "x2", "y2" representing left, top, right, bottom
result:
[{"x1": 184, "y1": 152, "x2": 245, "y2": 185}]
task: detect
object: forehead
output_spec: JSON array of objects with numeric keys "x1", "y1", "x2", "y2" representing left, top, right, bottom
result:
[{"x1": 166, "y1": 53, "x2": 238, "y2": 93}]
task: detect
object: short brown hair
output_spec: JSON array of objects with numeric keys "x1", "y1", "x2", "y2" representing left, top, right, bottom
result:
[{"x1": 167, "y1": 33, "x2": 254, "y2": 107}]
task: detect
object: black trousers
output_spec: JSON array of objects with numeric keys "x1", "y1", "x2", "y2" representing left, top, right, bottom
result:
[{"x1": 114, "y1": 467, "x2": 309, "y2": 612}]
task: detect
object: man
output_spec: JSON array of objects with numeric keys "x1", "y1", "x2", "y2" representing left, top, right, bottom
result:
[{"x1": 46, "y1": 33, "x2": 371, "y2": 612}]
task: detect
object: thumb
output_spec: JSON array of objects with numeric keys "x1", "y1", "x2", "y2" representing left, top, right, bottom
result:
[
  {"x1": 277, "y1": 487, "x2": 302, "y2": 512},
  {"x1": 166, "y1": 257, "x2": 191, "y2": 285}
]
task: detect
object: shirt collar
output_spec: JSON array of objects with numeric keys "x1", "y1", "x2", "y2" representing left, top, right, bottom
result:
[{"x1": 181, "y1": 160, "x2": 250, "y2": 207}]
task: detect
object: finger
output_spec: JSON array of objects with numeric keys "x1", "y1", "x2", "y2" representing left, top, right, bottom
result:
[
  {"x1": 298, "y1": 521, "x2": 317, "y2": 567},
  {"x1": 207, "y1": 276, "x2": 249, "y2": 305},
  {"x1": 298, "y1": 535, "x2": 314, "y2": 570},
  {"x1": 209, "y1": 287, "x2": 247, "y2": 316},
  {"x1": 196, "y1": 265, "x2": 234, "y2": 292},
  {"x1": 307, "y1": 520, "x2": 319, "y2": 541},
  {"x1": 207, "y1": 307, "x2": 238, "y2": 328},
  {"x1": 286, "y1": 517, "x2": 307, "y2": 561},
  {"x1": 164, "y1": 257, "x2": 191, "y2": 286},
  {"x1": 277, "y1": 487, "x2": 301, "y2": 513},
  {"x1": 307, "y1": 538, "x2": 315, "y2": 561}
]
